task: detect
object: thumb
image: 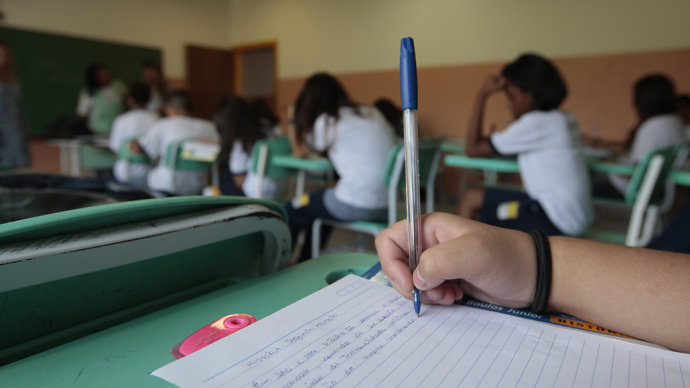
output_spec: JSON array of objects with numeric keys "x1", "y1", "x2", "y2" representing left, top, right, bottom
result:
[{"x1": 413, "y1": 234, "x2": 486, "y2": 291}]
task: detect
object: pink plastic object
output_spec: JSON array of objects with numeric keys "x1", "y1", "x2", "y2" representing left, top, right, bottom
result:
[{"x1": 171, "y1": 313, "x2": 257, "y2": 358}]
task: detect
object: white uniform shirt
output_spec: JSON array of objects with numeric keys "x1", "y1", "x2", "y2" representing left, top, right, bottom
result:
[
  {"x1": 139, "y1": 116, "x2": 219, "y2": 195},
  {"x1": 109, "y1": 109, "x2": 158, "y2": 187},
  {"x1": 490, "y1": 110, "x2": 593, "y2": 236},
  {"x1": 229, "y1": 139, "x2": 286, "y2": 200},
  {"x1": 307, "y1": 106, "x2": 396, "y2": 209},
  {"x1": 609, "y1": 114, "x2": 685, "y2": 195}
]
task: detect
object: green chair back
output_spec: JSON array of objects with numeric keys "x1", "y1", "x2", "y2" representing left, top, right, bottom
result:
[
  {"x1": 384, "y1": 137, "x2": 443, "y2": 189},
  {"x1": 251, "y1": 136, "x2": 295, "y2": 179},
  {"x1": 164, "y1": 138, "x2": 215, "y2": 171},
  {"x1": 624, "y1": 145, "x2": 681, "y2": 205}
]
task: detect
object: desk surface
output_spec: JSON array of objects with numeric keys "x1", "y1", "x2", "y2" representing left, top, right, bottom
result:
[
  {"x1": 0, "y1": 252, "x2": 378, "y2": 387},
  {"x1": 272, "y1": 155, "x2": 333, "y2": 171},
  {"x1": 444, "y1": 153, "x2": 690, "y2": 187}
]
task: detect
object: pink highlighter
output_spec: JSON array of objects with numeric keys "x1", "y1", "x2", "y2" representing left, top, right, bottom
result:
[{"x1": 171, "y1": 313, "x2": 257, "y2": 358}]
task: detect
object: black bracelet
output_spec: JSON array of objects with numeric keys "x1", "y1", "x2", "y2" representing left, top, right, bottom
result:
[{"x1": 529, "y1": 230, "x2": 552, "y2": 315}]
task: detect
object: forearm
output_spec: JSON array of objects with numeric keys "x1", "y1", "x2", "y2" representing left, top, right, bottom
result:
[
  {"x1": 465, "y1": 92, "x2": 492, "y2": 157},
  {"x1": 548, "y1": 237, "x2": 690, "y2": 352}
]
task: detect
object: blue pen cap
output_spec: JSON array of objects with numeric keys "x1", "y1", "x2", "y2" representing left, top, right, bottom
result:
[{"x1": 400, "y1": 37, "x2": 418, "y2": 110}]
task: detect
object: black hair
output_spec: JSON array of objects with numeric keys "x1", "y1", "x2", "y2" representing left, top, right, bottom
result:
[
  {"x1": 141, "y1": 59, "x2": 162, "y2": 71},
  {"x1": 85, "y1": 63, "x2": 106, "y2": 96},
  {"x1": 633, "y1": 74, "x2": 677, "y2": 120},
  {"x1": 214, "y1": 94, "x2": 264, "y2": 166},
  {"x1": 678, "y1": 94, "x2": 690, "y2": 107},
  {"x1": 501, "y1": 54, "x2": 568, "y2": 111},
  {"x1": 165, "y1": 90, "x2": 193, "y2": 113},
  {"x1": 294, "y1": 73, "x2": 358, "y2": 141},
  {"x1": 250, "y1": 99, "x2": 279, "y2": 128},
  {"x1": 128, "y1": 82, "x2": 151, "y2": 107},
  {"x1": 374, "y1": 98, "x2": 403, "y2": 138}
]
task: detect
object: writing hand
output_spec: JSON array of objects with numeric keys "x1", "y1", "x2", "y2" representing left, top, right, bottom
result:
[{"x1": 376, "y1": 212, "x2": 536, "y2": 308}]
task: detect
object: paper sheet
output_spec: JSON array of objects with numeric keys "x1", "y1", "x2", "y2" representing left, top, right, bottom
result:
[{"x1": 153, "y1": 275, "x2": 690, "y2": 387}]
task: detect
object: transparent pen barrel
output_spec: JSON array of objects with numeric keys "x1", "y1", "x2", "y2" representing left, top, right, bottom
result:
[{"x1": 403, "y1": 109, "x2": 422, "y2": 271}]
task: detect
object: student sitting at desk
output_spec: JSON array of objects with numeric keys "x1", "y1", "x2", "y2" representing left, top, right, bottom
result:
[
  {"x1": 459, "y1": 53, "x2": 593, "y2": 237},
  {"x1": 109, "y1": 82, "x2": 158, "y2": 189},
  {"x1": 139, "y1": 91, "x2": 218, "y2": 195},
  {"x1": 376, "y1": 212, "x2": 690, "y2": 352},
  {"x1": 214, "y1": 94, "x2": 286, "y2": 200},
  {"x1": 76, "y1": 63, "x2": 126, "y2": 135},
  {"x1": 596, "y1": 74, "x2": 685, "y2": 198},
  {"x1": 285, "y1": 73, "x2": 396, "y2": 261}
]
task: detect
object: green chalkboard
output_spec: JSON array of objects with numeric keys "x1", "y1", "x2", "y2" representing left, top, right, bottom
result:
[{"x1": 0, "y1": 27, "x2": 161, "y2": 136}]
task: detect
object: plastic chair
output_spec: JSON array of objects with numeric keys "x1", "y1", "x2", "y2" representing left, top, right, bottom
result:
[
  {"x1": 164, "y1": 138, "x2": 218, "y2": 193},
  {"x1": 117, "y1": 136, "x2": 150, "y2": 182},
  {"x1": 251, "y1": 136, "x2": 295, "y2": 199},
  {"x1": 586, "y1": 145, "x2": 681, "y2": 247},
  {"x1": 311, "y1": 138, "x2": 442, "y2": 257}
]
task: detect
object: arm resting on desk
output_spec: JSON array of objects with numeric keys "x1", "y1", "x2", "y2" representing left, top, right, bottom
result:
[{"x1": 377, "y1": 213, "x2": 690, "y2": 352}]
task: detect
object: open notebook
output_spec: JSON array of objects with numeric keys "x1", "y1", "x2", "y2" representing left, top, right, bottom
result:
[{"x1": 153, "y1": 274, "x2": 689, "y2": 387}]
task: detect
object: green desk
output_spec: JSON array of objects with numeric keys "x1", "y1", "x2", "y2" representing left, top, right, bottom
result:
[
  {"x1": 440, "y1": 138, "x2": 466, "y2": 154},
  {"x1": 670, "y1": 169, "x2": 690, "y2": 186},
  {"x1": 443, "y1": 154, "x2": 520, "y2": 173},
  {"x1": 272, "y1": 155, "x2": 333, "y2": 200},
  {"x1": 0, "y1": 252, "x2": 378, "y2": 387},
  {"x1": 588, "y1": 160, "x2": 635, "y2": 176}
]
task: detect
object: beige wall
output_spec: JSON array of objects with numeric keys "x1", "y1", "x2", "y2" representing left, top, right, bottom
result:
[
  {"x1": 228, "y1": 0, "x2": 690, "y2": 78},
  {"x1": 2, "y1": 0, "x2": 230, "y2": 79}
]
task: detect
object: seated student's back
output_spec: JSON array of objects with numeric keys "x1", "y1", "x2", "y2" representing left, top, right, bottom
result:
[
  {"x1": 109, "y1": 82, "x2": 158, "y2": 188},
  {"x1": 608, "y1": 74, "x2": 684, "y2": 195},
  {"x1": 214, "y1": 95, "x2": 286, "y2": 200},
  {"x1": 139, "y1": 91, "x2": 219, "y2": 195}
]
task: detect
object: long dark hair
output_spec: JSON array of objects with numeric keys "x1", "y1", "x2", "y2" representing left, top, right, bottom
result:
[
  {"x1": 293, "y1": 73, "x2": 358, "y2": 142},
  {"x1": 501, "y1": 53, "x2": 568, "y2": 111},
  {"x1": 0, "y1": 39, "x2": 18, "y2": 84},
  {"x1": 85, "y1": 63, "x2": 106, "y2": 96},
  {"x1": 214, "y1": 94, "x2": 264, "y2": 166},
  {"x1": 634, "y1": 74, "x2": 677, "y2": 121}
]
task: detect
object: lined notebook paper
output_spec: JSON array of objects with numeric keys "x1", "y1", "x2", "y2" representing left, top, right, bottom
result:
[{"x1": 153, "y1": 275, "x2": 690, "y2": 387}]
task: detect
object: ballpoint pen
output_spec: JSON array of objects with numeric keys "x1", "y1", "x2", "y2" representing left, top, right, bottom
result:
[{"x1": 400, "y1": 37, "x2": 421, "y2": 317}]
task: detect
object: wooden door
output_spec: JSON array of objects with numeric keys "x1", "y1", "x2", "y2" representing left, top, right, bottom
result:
[
  {"x1": 186, "y1": 45, "x2": 234, "y2": 120},
  {"x1": 233, "y1": 42, "x2": 277, "y2": 111}
]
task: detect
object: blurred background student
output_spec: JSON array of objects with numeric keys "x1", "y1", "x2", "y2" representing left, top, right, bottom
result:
[
  {"x1": 595, "y1": 74, "x2": 685, "y2": 199},
  {"x1": 249, "y1": 99, "x2": 282, "y2": 136},
  {"x1": 141, "y1": 60, "x2": 167, "y2": 115},
  {"x1": 109, "y1": 82, "x2": 158, "y2": 189},
  {"x1": 458, "y1": 53, "x2": 593, "y2": 237},
  {"x1": 285, "y1": 73, "x2": 396, "y2": 261},
  {"x1": 374, "y1": 98, "x2": 404, "y2": 141},
  {"x1": 76, "y1": 63, "x2": 126, "y2": 135},
  {"x1": 677, "y1": 94, "x2": 690, "y2": 143},
  {"x1": 139, "y1": 90, "x2": 218, "y2": 195},
  {"x1": 214, "y1": 94, "x2": 286, "y2": 199},
  {"x1": 0, "y1": 39, "x2": 29, "y2": 169}
]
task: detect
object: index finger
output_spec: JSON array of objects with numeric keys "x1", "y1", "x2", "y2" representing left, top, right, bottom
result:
[{"x1": 375, "y1": 220, "x2": 415, "y2": 299}]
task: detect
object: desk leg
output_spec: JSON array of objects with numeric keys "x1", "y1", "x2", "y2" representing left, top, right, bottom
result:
[
  {"x1": 295, "y1": 170, "x2": 306, "y2": 200},
  {"x1": 70, "y1": 143, "x2": 81, "y2": 177},
  {"x1": 484, "y1": 170, "x2": 497, "y2": 186}
]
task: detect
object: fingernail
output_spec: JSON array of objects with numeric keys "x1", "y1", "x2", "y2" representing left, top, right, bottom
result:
[{"x1": 414, "y1": 270, "x2": 427, "y2": 288}]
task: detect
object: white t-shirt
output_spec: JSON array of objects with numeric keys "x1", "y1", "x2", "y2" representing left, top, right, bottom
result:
[
  {"x1": 307, "y1": 106, "x2": 396, "y2": 209},
  {"x1": 490, "y1": 110, "x2": 593, "y2": 236},
  {"x1": 139, "y1": 116, "x2": 219, "y2": 195},
  {"x1": 109, "y1": 109, "x2": 158, "y2": 187},
  {"x1": 608, "y1": 114, "x2": 685, "y2": 195},
  {"x1": 229, "y1": 139, "x2": 286, "y2": 200}
]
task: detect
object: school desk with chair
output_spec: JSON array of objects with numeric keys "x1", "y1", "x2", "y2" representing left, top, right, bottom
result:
[{"x1": 0, "y1": 196, "x2": 378, "y2": 386}]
